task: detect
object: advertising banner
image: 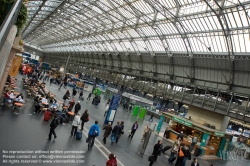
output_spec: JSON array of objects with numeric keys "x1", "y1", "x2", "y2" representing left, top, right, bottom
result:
[{"x1": 104, "y1": 94, "x2": 121, "y2": 125}]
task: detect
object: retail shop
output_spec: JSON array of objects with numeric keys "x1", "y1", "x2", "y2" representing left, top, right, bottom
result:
[{"x1": 163, "y1": 112, "x2": 228, "y2": 155}]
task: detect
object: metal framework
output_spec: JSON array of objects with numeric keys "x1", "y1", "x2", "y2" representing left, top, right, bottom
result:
[{"x1": 21, "y1": 0, "x2": 250, "y2": 121}]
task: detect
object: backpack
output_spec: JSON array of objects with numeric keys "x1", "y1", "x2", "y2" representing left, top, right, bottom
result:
[{"x1": 179, "y1": 146, "x2": 184, "y2": 157}]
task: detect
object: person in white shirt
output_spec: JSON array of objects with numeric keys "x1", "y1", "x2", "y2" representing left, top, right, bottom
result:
[
  {"x1": 103, "y1": 104, "x2": 110, "y2": 117},
  {"x1": 14, "y1": 96, "x2": 24, "y2": 104},
  {"x1": 9, "y1": 90, "x2": 15, "y2": 99},
  {"x1": 71, "y1": 113, "x2": 81, "y2": 136},
  {"x1": 64, "y1": 97, "x2": 70, "y2": 107},
  {"x1": 50, "y1": 100, "x2": 59, "y2": 109},
  {"x1": 41, "y1": 95, "x2": 48, "y2": 104}
]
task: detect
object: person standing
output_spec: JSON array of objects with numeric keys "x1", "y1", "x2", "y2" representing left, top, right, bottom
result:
[
  {"x1": 102, "y1": 122, "x2": 112, "y2": 144},
  {"x1": 128, "y1": 121, "x2": 139, "y2": 139},
  {"x1": 79, "y1": 90, "x2": 84, "y2": 100},
  {"x1": 87, "y1": 121, "x2": 100, "y2": 150},
  {"x1": 104, "y1": 103, "x2": 110, "y2": 117},
  {"x1": 111, "y1": 122, "x2": 121, "y2": 144},
  {"x1": 191, "y1": 158, "x2": 199, "y2": 166},
  {"x1": 116, "y1": 121, "x2": 124, "y2": 143},
  {"x1": 71, "y1": 113, "x2": 81, "y2": 136},
  {"x1": 106, "y1": 153, "x2": 117, "y2": 166},
  {"x1": 177, "y1": 131, "x2": 184, "y2": 140},
  {"x1": 152, "y1": 140, "x2": 163, "y2": 162},
  {"x1": 142, "y1": 124, "x2": 149, "y2": 142},
  {"x1": 87, "y1": 93, "x2": 92, "y2": 100},
  {"x1": 74, "y1": 101, "x2": 81, "y2": 114},
  {"x1": 80, "y1": 110, "x2": 89, "y2": 130},
  {"x1": 48, "y1": 115, "x2": 60, "y2": 140},
  {"x1": 189, "y1": 136, "x2": 197, "y2": 152}
]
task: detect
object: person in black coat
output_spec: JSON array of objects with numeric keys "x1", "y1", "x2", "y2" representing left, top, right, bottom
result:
[
  {"x1": 177, "y1": 131, "x2": 184, "y2": 140},
  {"x1": 175, "y1": 143, "x2": 187, "y2": 166},
  {"x1": 128, "y1": 121, "x2": 139, "y2": 139},
  {"x1": 116, "y1": 121, "x2": 124, "y2": 143},
  {"x1": 80, "y1": 110, "x2": 89, "y2": 130},
  {"x1": 47, "y1": 115, "x2": 60, "y2": 140},
  {"x1": 152, "y1": 140, "x2": 163, "y2": 162},
  {"x1": 74, "y1": 101, "x2": 81, "y2": 114},
  {"x1": 72, "y1": 88, "x2": 77, "y2": 96},
  {"x1": 111, "y1": 122, "x2": 121, "y2": 144},
  {"x1": 191, "y1": 158, "x2": 199, "y2": 166}
]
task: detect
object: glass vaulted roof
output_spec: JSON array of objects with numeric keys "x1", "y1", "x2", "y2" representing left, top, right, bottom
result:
[{"x1": 23, "y1": 0, "x2": 250, "y2": 54}]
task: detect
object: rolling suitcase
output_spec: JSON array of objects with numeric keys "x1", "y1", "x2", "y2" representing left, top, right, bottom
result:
[
  {"x1": 194, "y1": 147, "x2": 201, "y2": 156},
  {"x1": 170, "y1": 156, "x2": 176, "y2": 163},
  {"x1": 162, "y1": 145, "x2": 171, "y2": 153},
  {"x1": 43, "y1": 111, "x2": 51, "y2": 121},
  {"x1": 76, "y1": 130, "x2": 82, "y2": 140}
]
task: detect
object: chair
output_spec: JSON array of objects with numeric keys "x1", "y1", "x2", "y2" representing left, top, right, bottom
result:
[{"x1": 13, "y1": 102, "x2": 23, "y2": 114}]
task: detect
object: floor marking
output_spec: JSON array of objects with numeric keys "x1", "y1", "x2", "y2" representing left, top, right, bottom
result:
[{"x1": 82, "y1": 128, "x2": 125, "y2": 166}]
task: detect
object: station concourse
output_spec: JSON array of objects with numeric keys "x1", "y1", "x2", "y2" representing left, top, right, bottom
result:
[{"x1": 0, "y1": 0, "x2": 250, "y2": 166}]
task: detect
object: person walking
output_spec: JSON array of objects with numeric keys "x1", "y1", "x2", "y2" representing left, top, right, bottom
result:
[
  {"x1": 142, "y1": 124, "x2": 149, "y2": 142},
  {"x1": 116, "y1": 121, "x2": 124, "y2": 143},
  {"x1": 182, "y1": 145, "x2": 191, "y2": 166},
  {"x1": 175, "y1": 143, "x2": 186, "y2": 166},
  {"x1": 102, "y1": 122, "x2": 112, "y2": 144},
  {"x1": 80, "y1": 110, "x2": 89, "y2": 130},
  {"x1": 191, "y1": 158, "x2": 199, "y2": 166},
  {"x1": 168, "y1": 137, "x2": 182, "y2": 164},
  {"x1": 149, "y1": 113, "x2": 154, "y2": 122},
  {"x1": 152, "y1": 140, "x2": 163, "y2": 162},
  {"x1": 128, "y1": 121, "x2": 139, "y2": 139},
  {"x1": 79, "y1": 90, "x2": 84, "y2": 100},
  {"x1": 72, "y1": 88, "x2": 77, "y2": 96},
  {"x1": 111, "y1": 122, "x2": 121, "y2": 144},
  {"x1": 106, "y1": 153, "x2": 117, "y2": 166},
  {"x1": 87, "y1": 93, "x2": 92, "y2": 100},
  {"x1": 48, "y1": 115, "x2": 60, "y2": 140},
  {"x1": 74, "y1": 101, "x2": 81, "y2": 114},
  {"x1": 87, "y1": 121, "x2": 100, "y2": 150},
  {"x1": 71, "y1": 113, "x2": 81, "y2": 136}
]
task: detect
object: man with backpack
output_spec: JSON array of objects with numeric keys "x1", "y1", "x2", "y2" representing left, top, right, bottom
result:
[
  {"x1": 87, "y1": 121, "x2": 100, "y2": 151},
  {"x1": 48, "y1": 115, "x2": 60, "y2": 141}
]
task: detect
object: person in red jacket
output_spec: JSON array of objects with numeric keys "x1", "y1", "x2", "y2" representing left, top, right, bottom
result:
[
  {"x1": 106, "y1": 153, "x2": 117, "y2": 166},
  {"x1": 1, "y1": 90, "x2": 11, "y2": 105}
]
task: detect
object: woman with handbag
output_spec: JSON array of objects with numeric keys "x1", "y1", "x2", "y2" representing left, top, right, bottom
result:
[
  {"x1": 80, "y1": 110, "x2": 89, "y2": 131},
  {"x1": 175, "y1": 143, "x2": 186, "y2": 166},
  {"x1": 103, "y1": 122, "x2": 112, "y2": 144}
]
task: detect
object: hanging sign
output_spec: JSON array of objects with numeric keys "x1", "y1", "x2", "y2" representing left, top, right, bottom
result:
[{"x1": 172, "y1": 116, "x2": 192, "y2": 127}]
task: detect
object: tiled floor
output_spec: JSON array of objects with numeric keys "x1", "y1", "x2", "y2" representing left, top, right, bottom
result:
[{"x1": 0, "y1": 75, "x2": 249, "y2": 166}]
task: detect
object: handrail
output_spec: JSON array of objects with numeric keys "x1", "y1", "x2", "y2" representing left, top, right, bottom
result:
[{"x1": 0, "y1": 0, "x2": 22, "y2": 51}]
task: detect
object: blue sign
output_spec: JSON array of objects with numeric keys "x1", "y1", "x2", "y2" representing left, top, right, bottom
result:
[
  {"x1": 156, "y1": 115, "x2": 165, "y2": 133},
  {"x1": 104, "y1": 94, "x2": 121, "y2": 125}
]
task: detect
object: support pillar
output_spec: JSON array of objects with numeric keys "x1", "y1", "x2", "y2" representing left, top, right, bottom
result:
[
  {"x1": 0, "y1": 36, "x2": 23, "y2": 93},
  {"x1": 220, "y1": 116, "x2": 230, "y2": 132}
]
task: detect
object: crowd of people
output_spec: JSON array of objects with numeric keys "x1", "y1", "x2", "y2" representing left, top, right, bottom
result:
[{"x1": 6, "y1": 65, "x2": 218, "y2": 166}]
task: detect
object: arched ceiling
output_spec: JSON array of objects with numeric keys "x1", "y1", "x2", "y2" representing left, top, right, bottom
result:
[{"x1": 23, "y1": 0, "x2": 250, "y2": 54}]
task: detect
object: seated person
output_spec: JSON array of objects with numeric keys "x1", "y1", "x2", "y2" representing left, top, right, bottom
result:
[
  {"x1": 41, "y1": 95, "x2": 48, "y2": 104},
  {"x1": 14, "y1": 96, "x2": 25, "y2": 104},
  {"x1": 16, "y1": 93, "x2": 24, "y2": 99},
  {"x1": 50, "y1": 99, "x2": 59, "y2": 109},
  {"x1": 9, "y1": 90, "x2": 15, "y2": 100},
  {"x1": 64, "y1": 97, "x2": 70, "y2": 107},
  {"x1": 1, "y1": 90, "x2": 11, "y2": 105},
  {"x1": 34, "y1": 98, "x2": 42, "y2": 113}
]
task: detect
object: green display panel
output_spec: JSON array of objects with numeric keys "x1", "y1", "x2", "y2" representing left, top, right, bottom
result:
[
  {"x1": 138, "y1": 108, "x2": 146, "y2": 119},
  {"x1": 200, "y1": 133, "x2": 209, "y2": 147},
  {"x1": 132, "y1": 105, "x2": 139, "y2": 117},
  {"x1": 156, "y1": 115, "x2": 165, "y2": 133}
]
